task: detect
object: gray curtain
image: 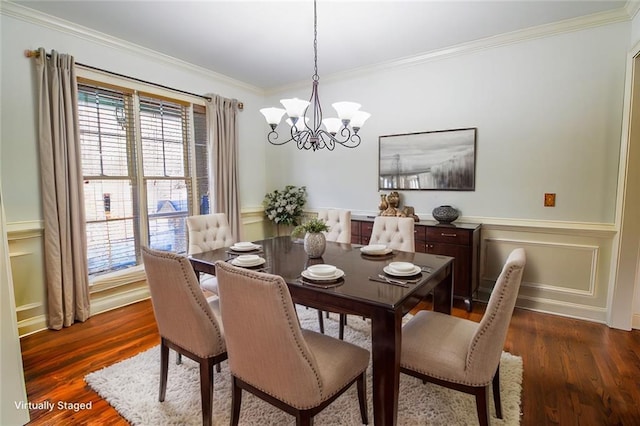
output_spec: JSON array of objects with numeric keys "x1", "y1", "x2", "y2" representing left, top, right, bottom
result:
[
  {"x1": 35, "y1": 48, "x2": 90, "y2": 330},
  {"x1": 205, "y1": 94, "x2": 240, "y2": 240}
]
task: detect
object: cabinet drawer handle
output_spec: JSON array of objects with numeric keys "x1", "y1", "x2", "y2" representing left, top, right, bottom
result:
[{"x1": 440, "y1": 233, "x2": 457, "y2": 237}]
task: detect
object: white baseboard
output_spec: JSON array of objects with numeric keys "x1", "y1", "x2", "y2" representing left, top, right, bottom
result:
[
  {"x1": 633, "y1": 313, "x2": 640, "y2": 330},
  {"x1": 90, "y1": 286, "x2": 150, "y2": 317},
  {"x1": 18, "y1": 286, "x2": 150, "y2": 337}
]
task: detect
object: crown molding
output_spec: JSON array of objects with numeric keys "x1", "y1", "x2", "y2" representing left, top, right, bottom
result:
[
  {"x1": 1, "y1": 1, "x2": 265, "y2": 96},
  {"x1": 626, "y1": 1, "x2": 640, "y2": 20},
  {"x1": 267, "y1": 5, "x2": 632, "y2": 95}
]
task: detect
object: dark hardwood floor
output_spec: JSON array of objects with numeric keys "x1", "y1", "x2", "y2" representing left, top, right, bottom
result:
[{"x1": 19, "y1": 298, "x2": 640, "y2": 425}]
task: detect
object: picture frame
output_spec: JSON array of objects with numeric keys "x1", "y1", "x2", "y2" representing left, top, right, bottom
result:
[{"x1": 378, "y1": 127, "x2": 477, "y2": 191}]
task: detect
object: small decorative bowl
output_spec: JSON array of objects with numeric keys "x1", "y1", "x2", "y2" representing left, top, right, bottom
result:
[{"x1": 432, "y1": 205, "x2": 459, "y2": 223}]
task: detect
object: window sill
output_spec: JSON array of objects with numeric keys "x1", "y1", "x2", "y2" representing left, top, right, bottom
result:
[{"x1": 89, "y1": 265, "x2": 146, "y2": 294}]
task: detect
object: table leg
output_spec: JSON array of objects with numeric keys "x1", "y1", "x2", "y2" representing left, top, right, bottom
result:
[
  {"x1": 432, "y1": 265, "x2": 453, "y2": 315},
  {"x1": 370, "y1": 308, "x2": 402, "y2": 425}
]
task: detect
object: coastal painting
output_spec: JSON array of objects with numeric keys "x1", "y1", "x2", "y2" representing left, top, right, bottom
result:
[{"x1": 379, "y1": 128, "x2": 477, "y2": 190}]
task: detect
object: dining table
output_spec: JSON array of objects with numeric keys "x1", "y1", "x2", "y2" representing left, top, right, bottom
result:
[{"x1": 189, "y1": 236, "x2": 454, "y2": 426}]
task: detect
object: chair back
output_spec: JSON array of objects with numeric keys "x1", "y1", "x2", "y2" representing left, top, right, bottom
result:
[
  {"x1": 141, "y1": 247, "x2": 225, "y2": 358},
  {"x1": 186, "y1": 213, "x2": 234, "y2": 255},
  {"x1": 369, "y1": 216, "x2": 415, "y2": 252},
  {"x1": 466, "y1": 248, "x2": 526, "y2": 383},
  {"x1": 318, "y1": 209, "x2": 351, "y2": 243},
  {"x1": 215, "y1": 261, "x2": 326, "y2": 408}
]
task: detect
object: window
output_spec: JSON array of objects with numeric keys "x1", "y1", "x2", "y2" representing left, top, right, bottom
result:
[{"x1": 78, "y1": 82, "x2": 208, "y2": 277}]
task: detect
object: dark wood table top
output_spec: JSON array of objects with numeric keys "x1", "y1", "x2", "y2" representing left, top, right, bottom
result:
[{"x1": 189, "y1": 236, "x2": 453, "y2": 314}]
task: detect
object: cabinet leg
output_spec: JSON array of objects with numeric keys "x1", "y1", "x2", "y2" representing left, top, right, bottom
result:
[{"x1": 465, "y1": 298, "x2": 473, "y2": 312}]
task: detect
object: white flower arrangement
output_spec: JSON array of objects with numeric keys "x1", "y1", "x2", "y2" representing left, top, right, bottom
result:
[{"x1": 263, "y1": 185, "x2": 307, "y2": 226}]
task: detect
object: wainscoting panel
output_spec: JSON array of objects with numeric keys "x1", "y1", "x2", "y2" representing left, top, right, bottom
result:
[
  {"x1": 479, "y1": 223, "x2": 616, "y2": 323},
  {"x1": 9, "y1": 214, "x2": 618, "y2": 334},
  {"x1": 7, "y1": 226, "x2": 46, "y2": 336}
]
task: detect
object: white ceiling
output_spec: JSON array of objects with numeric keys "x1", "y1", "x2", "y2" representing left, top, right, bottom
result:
[{"x1": 13, "y1": 0, "x2": 630, "y2": 90}]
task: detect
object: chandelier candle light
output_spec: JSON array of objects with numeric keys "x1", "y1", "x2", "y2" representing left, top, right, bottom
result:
[{"x1": 260, "y1": 0, "x2": 370, "y2": 151}]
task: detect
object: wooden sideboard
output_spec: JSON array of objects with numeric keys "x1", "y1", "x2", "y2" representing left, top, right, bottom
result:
[{"x1": 351, "y1": 215, "x2": 481, "y2": 311}]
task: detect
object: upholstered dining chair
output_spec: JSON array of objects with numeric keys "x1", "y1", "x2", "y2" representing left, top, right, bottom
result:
[
  {"x1": 400, "y1": 248, "x2": 526, "y2": 426},
  {"x1": 368, "y1": 216, "x2": 415, "y2": 252},
  {"x1": 215, "y1": 261, "x2": 370, "y2": 426},
  {"x1": 316, "y1": 209, "x2": 351, "y2": 338},
  {"x1": 318, "y1": 208, "x2": 352, "y2": 244},
  {"x1": 141, "y1": 247, "x2": 227, "y2": 426},
  {"x1": 186, "y1": 213, "x2": 234, "y2": 294}
]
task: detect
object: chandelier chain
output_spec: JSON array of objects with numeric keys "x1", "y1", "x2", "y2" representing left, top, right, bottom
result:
[{"x1": 313, "y1": 0, "x2": 318, "y2": 80}]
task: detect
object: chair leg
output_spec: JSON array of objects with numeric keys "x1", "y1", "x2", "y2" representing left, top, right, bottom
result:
[
  {"x1": 159, "y1": 339, "x2": 169, "y2": 402},
  {"x1": 339, "y1": 314, "x2": 346, "y2": 340},
  {"x1": 295, "y1": 411, "x2": 313, "y2": 426},
  {"x1": 475, "y1": 385, "x2": 491, "y2": 426},
  {"x1": 357, "y1": 372, "x2": 369, "y2": 425},
  {"x1": 493, "y1": 365, "x2": 502, "y2": 419},
  {"x1": 199, "y1": 358, "x2": 214, "y2": 426},
  {"x1": 317, "y1": 310, "x2": 325, "y2": 334},
  {"x1": 231, "y1": 376, "x2": 242, "y2": 426}
]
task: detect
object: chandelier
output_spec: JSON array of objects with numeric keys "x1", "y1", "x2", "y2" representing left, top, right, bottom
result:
[{"x1": 260, "y1": 0, "x2": 370, "y2": 151}]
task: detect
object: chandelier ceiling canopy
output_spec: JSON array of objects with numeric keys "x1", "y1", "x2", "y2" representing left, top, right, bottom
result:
[{"x1": 260, "y1": 0, "x2": 370, "y2": 151}]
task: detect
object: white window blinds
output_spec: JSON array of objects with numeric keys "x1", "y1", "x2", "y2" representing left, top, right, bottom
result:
[{"x1": 78, "y1": 82, "x2": 206, "y2": 277}]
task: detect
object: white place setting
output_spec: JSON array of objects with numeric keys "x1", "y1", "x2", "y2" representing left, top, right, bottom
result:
[
  {"x1": 300, "y1": 264, "x2": 344, "y2": 285},
  {"x1": 229, "y1": 241, "x2": 262, "y2": 252},
  {"x1": 360, "y1": 244, "x2": 393, "y2": 256},
  {"x1": 230, "y1": 254, "x2": 265, "y2": 268},
  {"x1": 383, "y1": 261, "x2": 422, "y2": 277}
]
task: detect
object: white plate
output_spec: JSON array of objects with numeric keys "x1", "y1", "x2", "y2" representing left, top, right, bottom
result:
[
  {"x1": 231, "y1": 257, "x2": 265, "y2": 267},
  {"x1": 230, "y1": 243, "x2": 260, "y2": 252},
  {"x1": 383, "y1": 265, "x2": 421, "y2": 277},
  {"x1": 301, "y1": 268, "x2": 345, "y2": 281},
  {"x1": 360, "y1": 245, "x2": 393, "y2": 255}
]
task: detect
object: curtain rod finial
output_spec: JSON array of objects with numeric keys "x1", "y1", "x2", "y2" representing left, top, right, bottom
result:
[
  {"x1": 24, "y1": 49, "x2": 39, "y2": 58},
  {"x1": 238, "y1": 102, "x2": 244, "y2": 111}
]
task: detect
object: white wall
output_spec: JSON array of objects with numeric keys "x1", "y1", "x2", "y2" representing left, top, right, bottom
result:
[
  {"x1": 1, "y1": 3, "x2": 636, "y2": 329},
  {"x1": 1, "y1": 3, "x2": 268, "y2": 226},
  {"x1": 263, "y1": 20, "x2": 631, "y2": 325},
  {"x1": 265, "y1": 22, "x2": 628, "y2": 223},
  {"x1": 0, "y1": 3, "x2": 268, "y2": 334}
]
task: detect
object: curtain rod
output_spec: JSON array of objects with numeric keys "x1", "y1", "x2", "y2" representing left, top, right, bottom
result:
[{"x1": 24, "y1": 49, "x2": 244, "y2": 110}]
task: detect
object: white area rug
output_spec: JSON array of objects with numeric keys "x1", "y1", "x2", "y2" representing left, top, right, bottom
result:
[{"x1": 86, "y1": 307, "x2": 523, "y2": 425}]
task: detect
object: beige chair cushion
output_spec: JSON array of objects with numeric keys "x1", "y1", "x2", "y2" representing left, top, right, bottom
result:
[
  {"x1": 186, "y1": 213, "x2": 234, "y2": 255},
  {"x1": 141, "y1": 247, "x2": 226, "y2": 359},
  {"x1": 401, "y1": 248, "x2": 526, "y2": 387},
  {"x1": 318, "y1": 209, "x2": 351, "y2": 244},
  {"x1": 186, "y1": 213, "x2": 234, "y2": 295},
  {"x1": 369, "y1": 216, "x2": 415, "y2": 252},
  {"x1": 215, "y1": 261, "x2": 370, "y2": 410}
]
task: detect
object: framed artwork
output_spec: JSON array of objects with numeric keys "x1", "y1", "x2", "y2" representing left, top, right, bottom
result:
[{"x1": 378, "y1": 127, "x2": 477, "y2": 191}]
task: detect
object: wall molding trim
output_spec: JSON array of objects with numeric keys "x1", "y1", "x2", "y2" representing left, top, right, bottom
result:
[
  {"x1": 512, "y1": 293, "x2": 607, "y2": 324},
  {"x1": 483, "y1": 237, "x2": 599, "y2": 297},
  {"x1": 0, "y1": 1, "x2": 263, "y2": 95},
  {"x1": 6, "y1": 220, "x2": 43, "y2": 234}
]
